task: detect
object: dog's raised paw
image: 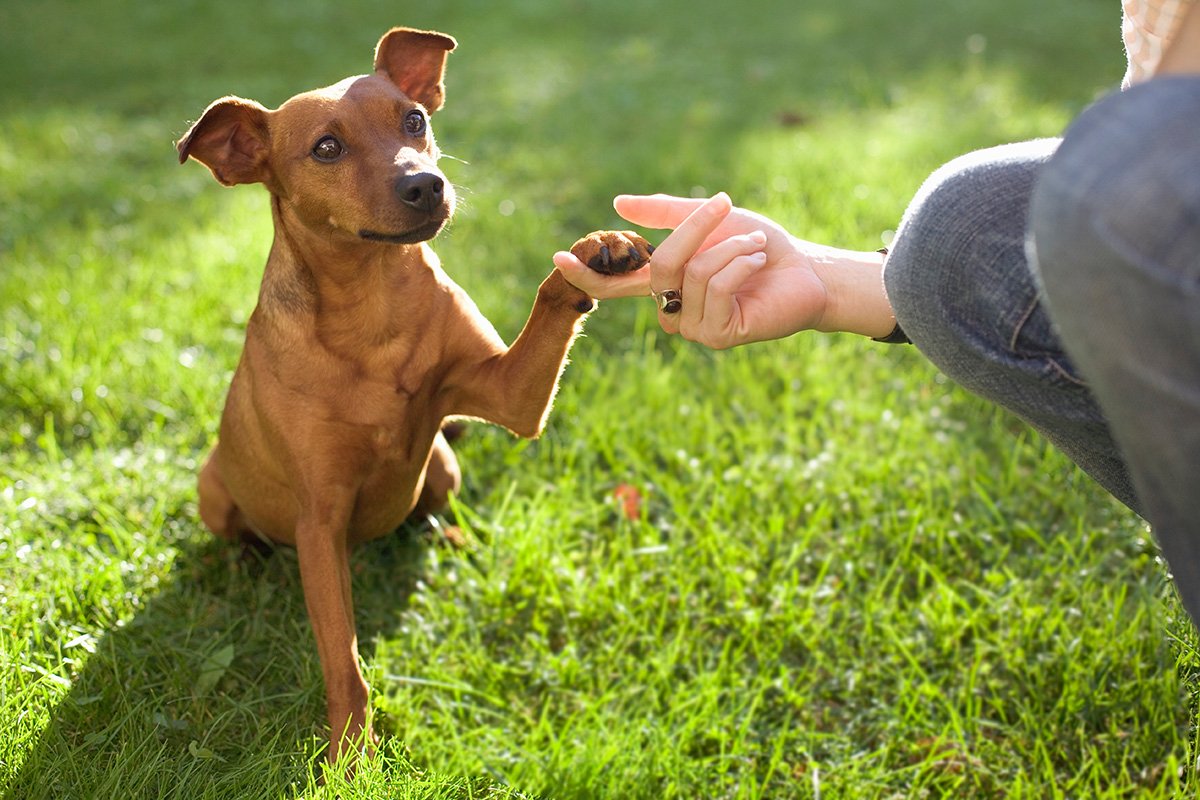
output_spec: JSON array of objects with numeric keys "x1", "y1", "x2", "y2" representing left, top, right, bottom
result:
[{"x1": 570, "y1": 230, "x2": 655, "y2": 275}]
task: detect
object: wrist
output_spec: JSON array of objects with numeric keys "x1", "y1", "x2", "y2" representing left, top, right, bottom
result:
[{"x1": 809, "y1": 245, "x2": 897, "y2": 338}]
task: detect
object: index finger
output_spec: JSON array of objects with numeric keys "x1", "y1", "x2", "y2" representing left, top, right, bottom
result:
[
  {"x1": 614, "y1": 193, "x2": 711, "y2": 230},
  {"x1": 648, "y1": 192, "x2": 733, "y2": 293}
]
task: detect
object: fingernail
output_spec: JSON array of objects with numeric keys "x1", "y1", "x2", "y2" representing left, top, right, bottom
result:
[
  {"x1": 702, "y1": 192, "x2": 729, "y2": 211},
  {"x1": 749, "y1": 231, "x2": 767, "y2": 245}
]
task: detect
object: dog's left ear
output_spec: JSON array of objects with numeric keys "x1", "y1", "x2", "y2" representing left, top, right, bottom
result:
[{"x1": 374, "y1": 27, "x2": 457, "y2": 113}]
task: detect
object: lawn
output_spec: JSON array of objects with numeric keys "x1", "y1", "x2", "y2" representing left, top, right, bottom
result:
[{"x1": 2, "y1": 0, "x2": 1197, "y2": 797}]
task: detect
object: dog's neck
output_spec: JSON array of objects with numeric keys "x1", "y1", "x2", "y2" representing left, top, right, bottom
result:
[{"x1": 259, "y1": 196, "x2": 435, "y2": 354}]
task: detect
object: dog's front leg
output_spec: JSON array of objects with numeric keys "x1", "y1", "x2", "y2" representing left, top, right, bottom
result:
[
  {"x1": 293, "y1": 492, "x2": 374, "y2": 770},
  {"x1": 449, "y1": 269, "x2": 593, "y2": 437}
]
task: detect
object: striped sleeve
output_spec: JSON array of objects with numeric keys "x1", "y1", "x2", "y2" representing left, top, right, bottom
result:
[{"x1": 1123, "y1": 0, "x2": 1197, "y2": 86}]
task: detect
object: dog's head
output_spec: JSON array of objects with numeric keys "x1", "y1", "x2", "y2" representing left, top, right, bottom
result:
[{"x1": 177, "y1": 28, "x2": 457, "y2": 245}]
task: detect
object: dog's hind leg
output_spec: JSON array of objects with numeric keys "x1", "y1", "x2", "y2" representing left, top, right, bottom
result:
[
  {"x1": 198, "y1": 444, "x2": 269, "y2": 556},
  {"x1": 413, "y1": 429, "x2": 462, "y2": 517}
]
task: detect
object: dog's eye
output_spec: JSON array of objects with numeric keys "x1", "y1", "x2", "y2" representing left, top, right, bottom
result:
[
  {"x1": 404, "y1": 110, "x2": 427, "y2": 136},
  {"x1": 312, "y1": 136, "x2": 344, "y2": 162}
]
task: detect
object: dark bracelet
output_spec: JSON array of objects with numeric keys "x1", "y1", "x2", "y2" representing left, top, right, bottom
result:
[
  {"x1": 870, "y1": 247, "x2": 911, "y2": 344},
  {"x1": 872, "y1": 323, "x2": 911, "y2": 344}
]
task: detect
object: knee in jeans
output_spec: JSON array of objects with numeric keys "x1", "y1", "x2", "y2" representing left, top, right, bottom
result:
[
  {"x1": 885, "y1": 143, "x2": 1049, "y2": 356},
  {"x1": 886, "y1": 154, "x2": 986, "y2": 317}
]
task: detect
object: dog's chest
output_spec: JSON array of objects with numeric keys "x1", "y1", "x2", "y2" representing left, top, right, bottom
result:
[
  {"x1": 365, "y1": 419, "x2": 425, "y2": 460},
  {"x1": 347, "y1": 360, "x2": 444, "y2": 460}
]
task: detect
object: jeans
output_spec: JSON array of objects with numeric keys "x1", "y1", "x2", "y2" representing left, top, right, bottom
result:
[
  {"x1": 882, "y1": 77, "x2": 1200, "y2": 623},
  {"x1": 1033, "y1": 77, "x2": 1200, "y2": 621}
]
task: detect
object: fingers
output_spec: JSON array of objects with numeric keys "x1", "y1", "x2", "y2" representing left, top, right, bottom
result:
[
  {"x1": 645, "y1": 193, "x2": 733, "y2": 331},
  {"x1": 553, "y1": 251, "x2": 650, "y2": 299},
  {"x1": 678, "y1": 232, "x2": 767, "y2": 343},
  {"x1": 564, "y1": 192, "x2": 769, "y2": 343},
  {"x1": 613, "y1": 194, "x2": 713, "y2": 230},
  {"x1": 696, "y1": 249, "x2": 770, "y2": 348}
]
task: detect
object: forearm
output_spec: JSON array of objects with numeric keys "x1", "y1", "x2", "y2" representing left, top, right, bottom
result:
[{"x1": 807, "y1": 243, "x2": 896, "y2": 338}]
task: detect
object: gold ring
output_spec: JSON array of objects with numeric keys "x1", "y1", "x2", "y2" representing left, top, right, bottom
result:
[{"x1": 652, "y1": 288, "x2": 682, "y2": 314}]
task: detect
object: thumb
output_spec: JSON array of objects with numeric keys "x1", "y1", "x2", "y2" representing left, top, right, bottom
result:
[
  {"x1": 614, "y1": 193, "x2": 712, "y2": 230},
  {"x1": 552, "y1": 251, "x2": 652, "y2": 299}
]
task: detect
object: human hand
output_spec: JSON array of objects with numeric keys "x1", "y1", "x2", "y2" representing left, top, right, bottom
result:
[
  {"x1": 555, "y1": 193, "x2": 895, "y2": 346},
  {"x1": 618, "y1": 193, "x2": 832, "y2": 348},
  {"x1": 553, "y1": 193, "x2": 822, "y2": 346}
]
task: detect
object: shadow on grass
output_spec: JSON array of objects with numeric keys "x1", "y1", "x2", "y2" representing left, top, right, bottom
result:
[{"x1": 4, "y1": 527, "x2": 432, "y2": 800}]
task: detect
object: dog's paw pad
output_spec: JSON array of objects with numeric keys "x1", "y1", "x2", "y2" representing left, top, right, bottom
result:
[{"x1": 570, "y1": 230, "x2": 655, "y2": 275}]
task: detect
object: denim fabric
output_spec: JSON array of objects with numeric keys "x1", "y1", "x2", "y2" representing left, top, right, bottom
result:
[
  {"x1": 1031, "y1": 77, "x2": 1200, "y2": 621},
  {"x1": 883, "y1": 140, "x2": 1138, "y2": 511}
]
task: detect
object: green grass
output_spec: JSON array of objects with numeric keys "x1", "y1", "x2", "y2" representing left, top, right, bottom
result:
[{"x1": 2, "y1": 0, "x2": 1197, "y2": 797}]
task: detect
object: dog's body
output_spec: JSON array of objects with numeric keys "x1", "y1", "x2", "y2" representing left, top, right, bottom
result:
[{"x1": 178, "y1": 27, "x2": 594, "y2": 764}]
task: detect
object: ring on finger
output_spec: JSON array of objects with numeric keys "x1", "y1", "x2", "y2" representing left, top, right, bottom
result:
[{"x1": 652, "y1": 288, "x2": 683, "y2": 314}]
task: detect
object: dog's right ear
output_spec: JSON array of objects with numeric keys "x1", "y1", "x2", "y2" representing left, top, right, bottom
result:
[{"x1": 176, "y1": 96, "x2": 270, "y2": 186}]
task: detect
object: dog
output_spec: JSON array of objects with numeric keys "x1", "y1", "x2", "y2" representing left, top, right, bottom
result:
[{"x1": 177, "y1": 26, "x2": 604, "y2": 767}]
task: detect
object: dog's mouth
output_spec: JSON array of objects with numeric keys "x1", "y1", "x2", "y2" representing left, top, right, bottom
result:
[{"x1": 358, "y1": 218, "x2": 447, "y2": 245}]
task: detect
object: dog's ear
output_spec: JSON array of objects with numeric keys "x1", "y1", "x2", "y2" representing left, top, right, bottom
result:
[
  {"x1": 373, "y1": 27, "x2": 457, "y2": 113},
  {"x1": 176, "y1": 96, "x2": 271, "y2": 186}
]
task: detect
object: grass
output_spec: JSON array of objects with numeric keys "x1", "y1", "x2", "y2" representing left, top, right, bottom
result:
[{"x1": 1, "y1": 0, "x2": 1197, "y2": 797}]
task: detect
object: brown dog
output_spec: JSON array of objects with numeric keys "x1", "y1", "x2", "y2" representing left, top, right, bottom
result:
[{"x1": 177, "y1": 27, "x2": 599, "y2": 766}]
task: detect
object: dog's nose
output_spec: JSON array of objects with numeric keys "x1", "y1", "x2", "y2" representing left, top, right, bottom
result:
[{"x1": 395, "y1": 172, "x2": 445, "y2": 214}]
